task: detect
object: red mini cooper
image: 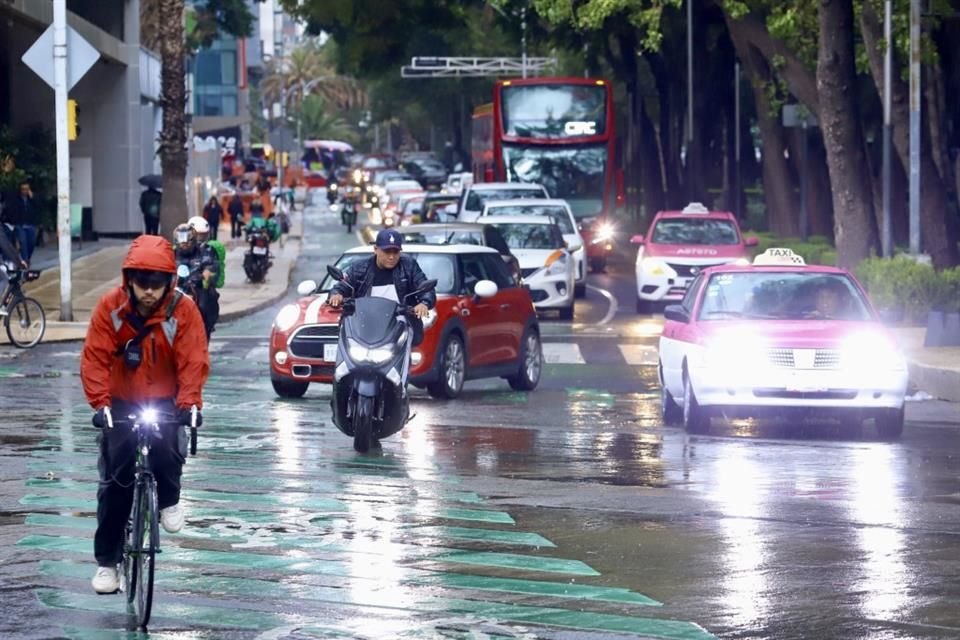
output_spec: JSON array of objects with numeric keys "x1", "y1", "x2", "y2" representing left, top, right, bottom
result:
[{"x1": 269, "y1": 244, "x2": 543, "y2": 399}]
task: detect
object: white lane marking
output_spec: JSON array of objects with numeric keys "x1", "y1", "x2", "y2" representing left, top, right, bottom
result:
[
  {"x1": 541, "y1": 342, "x2": 586, "y2": 364},
  {"x1": 618, "y1": 344, "x2": 659, "y2": 366},
  {"x1": 244, "y1": 346, "x2": 269, "y2": 362},
  {"x1": 586, "y1": 284, "x2": 618, "y2": 326},
  {"x1": 208, "y1": 341, "x2": 227, "y2": 354}
]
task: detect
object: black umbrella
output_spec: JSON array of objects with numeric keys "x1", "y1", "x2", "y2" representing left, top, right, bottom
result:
[{"x1": 138, "y1": 174, "x2": 162, "y2": 190}]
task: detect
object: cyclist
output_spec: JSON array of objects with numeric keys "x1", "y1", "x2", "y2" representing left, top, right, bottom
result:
[
  {"x1": 81, "y1": 234, "x2": 210, "y2": 594},
  {"x1": 174, "y1": 222, "x2": 220, "y2": 339},
  {"x1": 0, "y1": 225, "x2": 27, "y2": 303}
]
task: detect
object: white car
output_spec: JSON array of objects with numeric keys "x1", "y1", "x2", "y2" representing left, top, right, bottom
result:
[
  {"x1": 457, "y1": 182, "x2": 550, "y2": 222},
  {"x1": 480, "y1": 199, "x2": 586, "y2": 298},
  {"x1": 442, "y1": 172, "x2": 473, "y2": 195},
  {"x1": 479, "y1": 215, "x2": 575, "y2": 319}
]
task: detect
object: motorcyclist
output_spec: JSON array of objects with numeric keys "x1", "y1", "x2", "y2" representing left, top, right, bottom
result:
[
  {"x1": 80, "y1": 235, "x2": 209, "y2": 594},
  {"x1": 328, "y1": 229, "x2": 435, "y2": 319},
  {"x1": 173, "y1": 223, "x2": 219, "y2": 339}
]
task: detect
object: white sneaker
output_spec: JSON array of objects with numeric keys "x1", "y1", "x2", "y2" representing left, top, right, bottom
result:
[
  {"x1": 92, "y1": 566, "x2": 119, "y2": 594},
  {"x1": 160, "y1": 503, "x2": 184, "y2": 533}
]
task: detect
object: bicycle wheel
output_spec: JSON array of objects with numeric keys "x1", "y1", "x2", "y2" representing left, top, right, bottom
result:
[
  {"x1": 134, "y1": 476, "x2": 158, "y2": 629},
  {"x1": 122, "y1": 494, "x2": 140, "y2": 604},
  {"x1": 4, "y1": 296, "x2": 45, "y2": 348}
]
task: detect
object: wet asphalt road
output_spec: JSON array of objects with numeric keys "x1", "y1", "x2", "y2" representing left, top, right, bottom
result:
[{"x1": 2, "y1": 206, "x2": 960, "y2": 639}]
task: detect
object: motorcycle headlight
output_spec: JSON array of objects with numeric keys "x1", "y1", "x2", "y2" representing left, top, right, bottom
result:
[
  {"x1": 274, "y1": 304, "x2": 300, "y2": 332},
  {"x1": 641, "y1": 258, "x2": 675, "y2": 277},
  {"x1": 329, "y1": 183, "x2": 337, "y2": 191},
  {"x1": 347, "y1": 339, "x2": 396, "y2": 364}
]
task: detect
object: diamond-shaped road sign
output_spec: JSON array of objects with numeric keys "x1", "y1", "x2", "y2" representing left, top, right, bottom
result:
[{"x1": 22, "y1": 24, "x2": 101, "y2": 91}]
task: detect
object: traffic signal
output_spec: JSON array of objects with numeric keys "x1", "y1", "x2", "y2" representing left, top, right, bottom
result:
[
  {"x1": 67, "y1": 99, "x2": 78, "y2": 141},
  {"x1": 280, "y1": 151, "x2": 288, "y2": 167}
]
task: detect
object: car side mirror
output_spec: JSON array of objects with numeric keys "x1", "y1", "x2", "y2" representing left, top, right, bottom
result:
[
  {"x1": 745, "y1": 236, "x2": 759, "y2": 247},
  {"x1": 474, "y1": 279, "x2": 498, "y2": 299},
  {"x1": 297, "y1": 280, "x2": 318, "y2": 296},
  {"x1": 630, "y1": 234, "x2": 644, "y2": 245},
  {"x1": 663, "y1": 304, "x2": 690, "y2": 323},
  {"x1": 326, "y1": 265, "x2": 345, "y2": 281},
  {"x1": 567, "y1": 239, "x2": 583, "y2": 252}
]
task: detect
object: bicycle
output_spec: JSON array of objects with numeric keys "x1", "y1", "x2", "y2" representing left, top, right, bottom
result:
[
  {"x1": 107, "y1": 406, "x2": 198, "y2": 630},
  {"x1": 0, "y1": 266, "x2": 45, "y2": 348}
]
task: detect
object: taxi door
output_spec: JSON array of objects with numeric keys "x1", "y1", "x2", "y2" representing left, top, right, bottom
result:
[{"x1": 659, "y1": 274, "x2": 705, "y2": 396}]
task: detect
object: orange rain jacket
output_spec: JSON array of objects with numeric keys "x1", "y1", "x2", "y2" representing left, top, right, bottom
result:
[{"x1": 80, "y1": 235, "x2": 210, "y2": 410}]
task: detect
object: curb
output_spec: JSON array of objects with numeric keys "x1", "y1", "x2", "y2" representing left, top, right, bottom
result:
[
  {"x1": 218, "y1": 238, "x2": 302, "y2": 324},
  {"x1": 908, "y1": 360, "x2": 960, "y2": 402}
]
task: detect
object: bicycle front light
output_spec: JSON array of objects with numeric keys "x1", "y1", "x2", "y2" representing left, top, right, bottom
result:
[{"x1": 140, "y1": 408, "x2": 159, "y2": 424}]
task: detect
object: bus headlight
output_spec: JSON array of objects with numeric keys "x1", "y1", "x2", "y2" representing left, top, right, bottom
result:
[{"x1": 593, "y1": 222, "x2": 615, "y2": 243}]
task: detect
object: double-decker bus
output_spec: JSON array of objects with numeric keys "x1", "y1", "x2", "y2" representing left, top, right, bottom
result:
[{"x1": 472, "y1": 77, "x2": 622, "y2": 271}]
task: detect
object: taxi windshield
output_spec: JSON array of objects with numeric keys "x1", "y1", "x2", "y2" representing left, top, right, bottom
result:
[
  {"x1": 698, "y1": 272, "x2": 872, "y2": 321},
  {"x1": 651, "y1": 218, "x2": 740, "y2": 245}
]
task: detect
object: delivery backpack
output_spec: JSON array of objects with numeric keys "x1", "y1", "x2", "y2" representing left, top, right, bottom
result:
[{"x1": 208, "y1": 239, "x2": 227, "y2": 288}]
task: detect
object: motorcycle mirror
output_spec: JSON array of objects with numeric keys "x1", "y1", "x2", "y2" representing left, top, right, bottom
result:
[
  {"x1": 326, "y1": 265, "x2": 345, "y2": 281},
  {"x1": 177, "y1": 264, "x2": 190, "y2": 279},
  {"x1": 297, "y1": 280, "x2": 318, "y2": 296}
]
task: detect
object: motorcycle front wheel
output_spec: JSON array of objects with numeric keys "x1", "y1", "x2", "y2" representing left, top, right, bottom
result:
[{"x1": 353, "y1": 395, "x2": 375, "y2": 453}]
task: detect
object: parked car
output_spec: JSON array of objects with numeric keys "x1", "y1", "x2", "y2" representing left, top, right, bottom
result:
[
  {"x1": 480, "y1": 198, "x2": 586, "y2": 298},
  {"x1": 269, "y1": 244, "x2": 543, "y2": 399},
  {"x1": 479, "y1": 216, "x2": 576, "y2": 320},
  {"x1": 631, "y1": 202, "x2": 758, "y2": 313},
  {"x1": 457, "y1": 182, "x2": 550, "y2": 222},
  {"x1": 658, "y1": 248, "x2": 908, "y2": 437},
  {"x1": 441, "y1": 172, "x2": 473, "y2": 196},
  {"x1": 402, "y1": 158, "x2": 448, "y2": 190}
]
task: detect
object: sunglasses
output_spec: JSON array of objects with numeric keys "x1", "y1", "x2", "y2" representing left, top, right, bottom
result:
[{"x1": 131, "y1": 274, "x2": 170, "y2": 290}]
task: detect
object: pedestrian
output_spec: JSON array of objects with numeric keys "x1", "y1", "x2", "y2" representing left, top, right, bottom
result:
[
  {"x1": 81, "y1": 234, "x2": 209, "y2": 594},
  {"x1": 228, "y1": 193, "x2": 245, "y2": 240},
  {"x1": 202, "y1": 196, "x2": 223, "y2": 241},
  {"x1": 4, "y1": 180, "x2": 41, "y2": 265},
  {"x1": 139, "y1": 184, "x2": 162, "y2": 236}
]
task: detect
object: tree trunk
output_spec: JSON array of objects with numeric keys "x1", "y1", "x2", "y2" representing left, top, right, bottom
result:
[
  {"x1": 158, "y1": 0, "x2": 188, "y2": 238},
  {"x1": 816, "y1": 0, "x2": 878, "y2": 269},
  {"x1": 640, "y1": 102, "x2": 666, "y2": 218},
  {"x1": 860, "y1": 4, "x2": 959, "y2": 266},
  {"x1": 727, "y1": 18, "x2": 798, "y2": 236},
  {"x1": 806, "y1": 134, "x2": 835, "y2": 238}
]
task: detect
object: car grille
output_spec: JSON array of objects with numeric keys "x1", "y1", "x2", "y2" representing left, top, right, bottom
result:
[
  {"x1": 766, "y1": 348, "x2": 842, "y2": 370},
  {"x1": 666, "y1": 262, "x2": 727, "y2": 277},
  {"x1": 288, "y1": 324, "x2": 339, "y2": 359}
]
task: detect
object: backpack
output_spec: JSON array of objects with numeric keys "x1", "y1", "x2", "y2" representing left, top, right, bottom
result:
[{"x1": 207, "y1": 240, "x2": 227, "y2": 288}]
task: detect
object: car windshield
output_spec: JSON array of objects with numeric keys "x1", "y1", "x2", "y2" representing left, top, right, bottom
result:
[
  {"x1": 466, "y1": 187, "x2": 546, "y2": 212},
  {"x1": 319, "y1": 253, "x2": 458, "y2": 295},
  {"x1": 485, "y1": 204, "x2": 574, "y2": 233},
  {"x1": 491, "y1": 223, "x2": 564, "y2": 250},
  {"x1": 403, "y1": 230, "x2": 485, "y2": 246},
  {"x1": 502, "y1": 144, "x2": 606, "y2": 219},
  {"x1": 697, "y1": 272, "x2": 872, "y2": 321},
  {"x1": 651, "y1": 218, "x2": 740, "y2": 245}
]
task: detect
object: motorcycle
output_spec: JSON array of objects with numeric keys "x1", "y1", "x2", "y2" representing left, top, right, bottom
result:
[
  {"x1": 327, "y1": 181, "x2": 338, "y2": 205},
  {"x1": 243, "y1": 227, "x2": 272, "y2": 283},
  {"x1": 325, "y1": 265, "x2": 437, "y2": 453},
  {"x1": 341, "y1": 196, "x2": 359, "y2": 233}
]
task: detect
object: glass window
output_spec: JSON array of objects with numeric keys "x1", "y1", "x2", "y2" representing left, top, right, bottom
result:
[
  {"x1": 481, "y1": 254, "x2": 516, "y2": 289},
  {"x1": 501, "y1": 84, "x2": 606, "y2": 138},
  {"x1": 491, "y1": 223, "x2": 564, "y2": 250},
  {"x1": 697, "y1": 272, "x2": 871, "y2": 321},
  {"x1": 502, "y1": 144, "x2": 606, "y2": 219},
  {"x1": 466, "y1": 187, "x2": 547, "y2": 212},
  {"x1": 650, "y1": 218, "x2": 741, "y2": 245},
  {"x1": 318, "y1": 253, "x2": 457, "y2": 295},
  {"x1": 220, "y1": 53, "x2": 237, "y2": 86},
  {"x1": 459, "y1": 254, "x2": 492, "y2": 294},
  {"x1": 681, "y1": 275, "x2": 704, "y2": 313},
  {"x1": 195, "y1": 52, "x2": 222, "y2": 85},
  {"x1": 484, "y1": 204, "x2": 574, "y2": 233}
]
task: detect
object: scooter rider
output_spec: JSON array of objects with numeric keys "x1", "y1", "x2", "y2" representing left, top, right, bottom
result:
[
  {"x1": 328, "y1": 229, "x2": 435, "y2": 319},
  {"x1": 173, "y1": 223, "x2": 219, "y2": 339},
  {"x1": 80, "y1": 235, "x2": 209, "y2": 594}
]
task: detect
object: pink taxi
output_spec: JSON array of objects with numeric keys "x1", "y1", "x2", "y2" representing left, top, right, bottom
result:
[
  {"x1": 657, "y1": 248, "x2": 909, "y2": 438},
  {"x1": 631, "y1": 203, "x2": 758, "y2": 312}
]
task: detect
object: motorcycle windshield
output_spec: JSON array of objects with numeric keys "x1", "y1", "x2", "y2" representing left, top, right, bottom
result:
[{"x1": 344, "y1": 297, "x2": 401, "y2": 345}]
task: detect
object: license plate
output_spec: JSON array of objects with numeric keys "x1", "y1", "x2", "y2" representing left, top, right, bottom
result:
[
  {"x1": 323, "y1": 343, "x2": 338, "y2": 362},
  {"x1": 785, "y1": 372, "x2": 825, "y2": 393},
  {"x1": 253, "y1": 246, "x2": 267, "y2": 255}
]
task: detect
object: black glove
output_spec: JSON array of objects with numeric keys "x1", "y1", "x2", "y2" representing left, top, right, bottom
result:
[
  {"x1": 177, "y1": 407, "x2": 203, "y2": 427},
  {"x1": 92, "y1": 407, "x2": 112, "y2": 429}
]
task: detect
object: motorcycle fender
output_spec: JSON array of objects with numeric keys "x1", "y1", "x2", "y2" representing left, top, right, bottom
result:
[{"x1": 354, "y1": 373, "x2": 381, "y2": 398}]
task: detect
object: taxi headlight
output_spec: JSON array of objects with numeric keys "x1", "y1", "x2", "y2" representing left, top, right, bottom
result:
[
  {"x1": 841, "y1": 332, "x2": 905, "y2": 371},
  {"x1": 641, "y1": 258, "x2": 675, "y2": 277},
  {"x1": 347, "y1": 339, "x2": 396, "y2": 364},
  {"x1": 702, "y1": 329, "x2": 767, "y2": 370},
  {"x1": 274, "y1": 304, "x2": 300, "y2": 332}
]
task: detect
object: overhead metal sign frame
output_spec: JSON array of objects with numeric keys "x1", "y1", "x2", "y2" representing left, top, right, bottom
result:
[{"x1": 401, "y1": 57, "x2": 556, "y2": 78}]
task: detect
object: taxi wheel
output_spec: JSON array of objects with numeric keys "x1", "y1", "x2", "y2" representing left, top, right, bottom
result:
[
  {"x1": 574, "y1": 282, "x2": 587, "y2": 299},
  {"x1": 875, "y1": 407, "x2": 905, "y2": 439},
  {"x1": 660, "y1": 365, "x2": 682, "y2": 425},
  {"x1": 682, "y1": 373, "x2": 710, "y2": 433},
  {"x1": 508, "y1": 329, "x2": 542, "y2": 391},
  {"x1": 272, "y1": 375, "x2": 309, "y2": 398},
  {"x1": 428, "y1": 334, "x2": 465, "y2": 399}
]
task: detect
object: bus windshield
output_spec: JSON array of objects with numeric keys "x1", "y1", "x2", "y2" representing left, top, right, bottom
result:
[
  {"x1": 503, "y1": 144, "x2": 606, "y2": 219},
  {"x1": 501, "y1": 84, "x2": 606, "y2": 138}
]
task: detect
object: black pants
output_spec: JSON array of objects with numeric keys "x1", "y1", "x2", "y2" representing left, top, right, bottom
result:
[
  {"x1": 231, "y1": 214, "x2": 244, "y2": 238},
  {"x1": 94, "y1": 398, "x2": 186, "y2": 567},
  {"x1": 196, "y1": 287, "x2": 220, "y2": 339},
  {"x1": 144, "y1": 215, "x2": 159, "y2": 236},
  {"x1": 207, "y1": 215, "x2": 219, "y2": 241}
]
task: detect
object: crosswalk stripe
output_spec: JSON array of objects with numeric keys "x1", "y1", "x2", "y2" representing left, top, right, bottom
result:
[
  {"x1": 541, "y1": 342, "x2": 585, "y2": 364},
  {"x1": 243, "y1": 346, "x2": 269, "y2": 361},
  {"x1": 618, "y1": 344, "x2": 659, "y2": 366},
  {"x1": 208, "y1": 341, "x2": 227, "y2": 353}
]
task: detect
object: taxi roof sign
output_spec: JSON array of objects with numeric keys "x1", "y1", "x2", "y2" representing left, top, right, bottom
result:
[
  {"x1": 681, "y1": 202, "x2": 710, "y2": 214},
  {"x1": 753, "y1": 247, "x2": 806, "y2": 266}
]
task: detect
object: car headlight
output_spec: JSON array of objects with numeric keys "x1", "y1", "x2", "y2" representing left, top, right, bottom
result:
[
  {"x1": 641, "y1": 258, "x2": 675, "y2": 277},
  {"x1": 841, "y1": 332, "x2": 905, "y2": 371},
  {"x1": 543, "y1": 251, "x2": 570, "y2": 276},
  {"x1": 593, "y1": 221, "x2": 615, "y2": 243},
  {"x1": 274, "y1": 304, "x2": 300, "y2": 332},
  {"x1": 422, "y1": 309, "x2": 437, "y2": 329},
  {"x1": 347, "y1": 339, "x2": 396, "y2": 364}
]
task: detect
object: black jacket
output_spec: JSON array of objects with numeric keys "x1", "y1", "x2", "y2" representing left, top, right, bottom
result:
[
  {"x1": 0, "y1": 226, "x2": 19, "y2": 264},
  {"x1": 4, "y1": 194, "x2": 39, "y2": 226},
  {"x1": 331, "y1": 254, "x2": 436, "y2": 309}
]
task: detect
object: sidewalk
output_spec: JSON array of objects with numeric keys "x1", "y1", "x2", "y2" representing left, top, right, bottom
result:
[
  {"x1": 0, "y1": 211, "x2": 304, "y2": 344},
  {"x1": 891, "y1": 327, "x2": 960, "y2": 402}
]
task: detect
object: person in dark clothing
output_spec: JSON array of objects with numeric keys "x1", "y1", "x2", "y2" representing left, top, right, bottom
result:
[
  {"x1": 228, "y1": 194, "x2": 245, "y2": 239},
  {"x1": 5, "y1": 181, "x2": 41, "y2": 264},
  {"x1": 0, "y1": 226, "x2": 27, "y2": 302},
  {"x1": 139, "y1": 186, "x2": 162, "y2": 236},
  {"x1": 328, "y1": 229, "x2": 435, "y2": 318},
  {"x1": 202, "y1": 196, "x2": 223, "y2": 241}
]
